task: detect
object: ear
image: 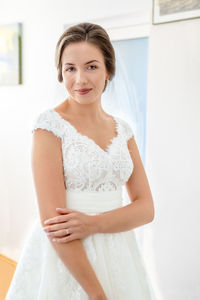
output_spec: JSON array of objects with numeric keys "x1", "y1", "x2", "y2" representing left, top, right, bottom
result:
[{"x1": 106, "y1": 72, "x2": 110, "y2": 80}]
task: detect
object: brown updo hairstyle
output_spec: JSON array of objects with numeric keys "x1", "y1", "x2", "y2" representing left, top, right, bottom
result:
[{"x1": 55, "y1": 22, "x2": 116, "y2": 92}]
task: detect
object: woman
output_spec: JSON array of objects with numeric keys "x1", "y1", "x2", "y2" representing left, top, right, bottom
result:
[{"x1": 6, "y1": 22, "x2": 156, "y2": 300}]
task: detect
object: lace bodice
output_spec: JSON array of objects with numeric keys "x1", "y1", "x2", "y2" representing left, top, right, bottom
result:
[{"x1": 31, "y1": 109, "x2": 134, "y2": 192}]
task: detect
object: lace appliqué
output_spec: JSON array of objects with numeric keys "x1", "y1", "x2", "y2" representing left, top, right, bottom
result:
[
  {"x1": 31, "y1": 109, "x2": 134, "y2": 193},
  {"x1": 31, "y1": 109, "x2": 66, "y2": 140}
]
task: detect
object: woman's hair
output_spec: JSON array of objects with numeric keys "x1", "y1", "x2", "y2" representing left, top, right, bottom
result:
[{"x1": 55, "y1": 22, "x2": 116, "y2": 90}]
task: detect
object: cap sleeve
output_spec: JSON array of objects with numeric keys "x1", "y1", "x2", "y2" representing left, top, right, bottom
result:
[
  {"x1": 118, "y1": 117, "x2": 135, "y2": 141},
  {"x1": 31, "y1": 109, "x2": 64, "y2": 139}
]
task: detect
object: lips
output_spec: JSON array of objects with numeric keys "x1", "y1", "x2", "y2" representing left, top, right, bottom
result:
[
  {"x1": 77, "y1": 89, "x2": 92, "y2": 92},
  {"x1": 76, "y1": 88, "x2": 92, "y2": 95}
]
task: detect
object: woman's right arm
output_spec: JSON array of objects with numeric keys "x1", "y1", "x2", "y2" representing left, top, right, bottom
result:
[{"x1": 31, "y1": 128, "x2": 107, "y2": 299}]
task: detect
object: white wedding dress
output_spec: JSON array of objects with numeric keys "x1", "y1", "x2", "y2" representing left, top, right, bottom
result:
[{"x1": 6, "y1": 108, "x2": 156, "y2": 300}]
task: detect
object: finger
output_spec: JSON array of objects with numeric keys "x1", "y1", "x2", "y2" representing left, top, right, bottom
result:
[
  {"x1": 52, "y1": 233, "x2": 80, "y2": 243},
  {"x1": 47, "y1": 229, "x2": 69, "y2": 238},
  {"x1": 44, "y1": 219, "x2": 79, "y2": 234},
  {"x1": 44, "y1": 214, "x2": 71, "y2": 225},
  {"x1": 44, "y1": 222, "x2": 69, "y2": 232},
  {"x1": 56, "y1": 208, "x2": 75, "y2": 213}
]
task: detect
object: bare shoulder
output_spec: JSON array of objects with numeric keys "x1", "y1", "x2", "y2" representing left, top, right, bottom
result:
[
  {"x1": 52, "y1": 101, "x2": 69, "y2": 117},
  {"x1": 52, "y1": 103, "x2": 65, "y2": 115}
]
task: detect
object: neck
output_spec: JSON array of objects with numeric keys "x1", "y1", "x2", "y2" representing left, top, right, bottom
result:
[{"x1": 64, "y1": 97, "x2": 106, "y2": 121}]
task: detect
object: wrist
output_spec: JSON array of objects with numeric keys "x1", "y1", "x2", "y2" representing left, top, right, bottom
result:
[
  {"x1": 90, "y1": 295, "x2": 107, "y2": 300},
  {"x1": 89, "y1": 214, "x2": 102, "y2": 234},
  {"x1": 89, "y1": 289, "x2": 107, "y2": 300}
]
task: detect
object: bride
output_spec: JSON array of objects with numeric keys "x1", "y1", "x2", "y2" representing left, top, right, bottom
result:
[{"x1": 6, "y1": 22, "x2": 156, "y2": 300}]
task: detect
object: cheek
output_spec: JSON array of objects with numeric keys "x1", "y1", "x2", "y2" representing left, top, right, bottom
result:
[
  {"x1": 92, "y1": 73, "x2": 105, "y2": 86},
  {"x1": 63, "y1": 74, "x2": 73, "y2": 87}
]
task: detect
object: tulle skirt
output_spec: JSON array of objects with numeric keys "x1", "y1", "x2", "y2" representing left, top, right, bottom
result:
[{"x1": 5, "y1": 188, "x2": 156, "y2": 300}]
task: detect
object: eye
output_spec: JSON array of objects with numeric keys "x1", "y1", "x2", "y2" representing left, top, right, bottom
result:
[
  {"x1": 88, "y1": 65, "x2": 97, "y2": 70},
  {"x1": 66, "y1": 67, "x2": 74, "y2": 72}
]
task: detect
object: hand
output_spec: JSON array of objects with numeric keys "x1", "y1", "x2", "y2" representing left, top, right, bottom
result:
[{"x1": 43, "y1": 208, "x2": 96, "y2": 243}]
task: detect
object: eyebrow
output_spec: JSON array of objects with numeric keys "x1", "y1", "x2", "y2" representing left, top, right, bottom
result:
[{"x1": 64, "y1": 60, "x2": 100, "y2": 66}]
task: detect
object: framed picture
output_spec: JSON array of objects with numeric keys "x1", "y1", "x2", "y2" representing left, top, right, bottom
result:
[
  {"x1": 152, "y1": 0, "x2": 200, "y2": 25},
  {"x1": 0, "y1": 23, "x2": 22, "y2": 85}
]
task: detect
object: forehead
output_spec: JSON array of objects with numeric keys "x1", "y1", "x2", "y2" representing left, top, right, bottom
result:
[{"x1": 61, "y1": 42, "x2": 104, "y2": 64}]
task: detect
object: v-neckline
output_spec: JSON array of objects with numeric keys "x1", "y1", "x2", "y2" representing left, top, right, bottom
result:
[{"x1": 50, "y1": 108, "x2": 120, "y2": 154}]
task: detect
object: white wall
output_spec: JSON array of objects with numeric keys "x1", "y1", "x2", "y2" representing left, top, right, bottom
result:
[
  {"x1": 0, "y1": 1, "x2": 199, "y2": 300},
  {"x1": 146, "y1": 18, "x2": 200, "y2": 300}
]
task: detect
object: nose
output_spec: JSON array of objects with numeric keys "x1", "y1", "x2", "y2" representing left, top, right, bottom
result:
[{"x1": 75, "y1": 69, "x2": 88, "y2": 86}]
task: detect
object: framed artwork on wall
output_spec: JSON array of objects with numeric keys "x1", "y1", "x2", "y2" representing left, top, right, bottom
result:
[
  {"x1": 153, "y1": 0, "x2": 200, "y2": 24},
  {"x1": 0, "y1": 23, "x2": 22, "y2": 86}
]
